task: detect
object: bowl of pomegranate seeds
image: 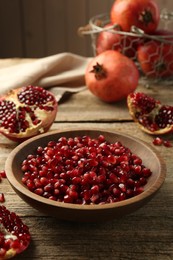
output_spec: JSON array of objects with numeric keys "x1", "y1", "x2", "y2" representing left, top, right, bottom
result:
[{"x1": 5, "y1": 129, "x2": 166, "y2": 222}]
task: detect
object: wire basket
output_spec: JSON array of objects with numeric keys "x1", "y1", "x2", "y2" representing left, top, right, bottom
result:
[{"x1": 79, "y1": 9, "x2": 173, "y2": 86}]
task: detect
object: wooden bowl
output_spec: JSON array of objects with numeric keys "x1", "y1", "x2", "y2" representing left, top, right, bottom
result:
[{"x1": 5, "y1": 129, "x2": 166, "y2": 222}]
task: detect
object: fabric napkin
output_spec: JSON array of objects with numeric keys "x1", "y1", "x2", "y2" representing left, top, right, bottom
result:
[{"x1": 0, "y1": 52, "x2": 92, "y2": 99}]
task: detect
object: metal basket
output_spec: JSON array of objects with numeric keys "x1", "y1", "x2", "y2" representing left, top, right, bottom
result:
[{"x1": 79, "y1": 9, "x2": 173, "y2": 86}]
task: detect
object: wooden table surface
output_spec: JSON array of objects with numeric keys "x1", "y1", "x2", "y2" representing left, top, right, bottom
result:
[{"x1": 0, "y1": 59, "x2": 173, "y2": 260}]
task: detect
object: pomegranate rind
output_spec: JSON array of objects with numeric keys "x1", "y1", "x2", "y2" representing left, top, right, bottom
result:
[
  {"x1": 0, "y1": 86, "x2": 58, "y2": 142},
  {"x1": 127, "y1": 93, "x2": 173, "y2": 135}
]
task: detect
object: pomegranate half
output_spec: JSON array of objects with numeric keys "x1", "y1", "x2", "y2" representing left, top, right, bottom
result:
[
  {"x1": 0, "y1": 85, "x2": 58, "y2": 142},
  {"x1": 0, "y1": 205, "x2": 31, "y2": 259},
  {"x1": 127, "y1": 92, "x2": 173, "y2": 135}
]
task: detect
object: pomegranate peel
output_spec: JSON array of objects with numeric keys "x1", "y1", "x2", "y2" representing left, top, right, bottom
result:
[
  {"x1": 127, "y1": 92, "x2": 173, "y2": 135},
  {"x1": 0, "y1": 85, "x2": 58, "y2": 142},
  {"x1": 0, "y1": 205, "x2": 31, "y2": 259}
]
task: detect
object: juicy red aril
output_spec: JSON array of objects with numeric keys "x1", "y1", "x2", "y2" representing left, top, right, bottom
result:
[
  {"x1": 163, "y1": 140, "x2": 172, "y2": 147},
  {"x1": 153, "y1": 137, "x2": 163, "y2": 146},
  {"x1": 0, "y1": 205, "x2": 30, "y2": 259},
  {"x1": 17, "y1": 85, "x2": 54, "y2": 106},
  {"x1": 0, "y1": 170, "x2": 6, "y2": 178},
  {"x1": 155, "y1": 106, "x2": 173, "y2": 129},
  {"x1": 131, "y1": 92, "x2": 157, "y2": 114},
  {"x1": 21, "y1": 135, "x2": 152, "y2": 205},
  {"x1": 0, "y1": 101, "x2": 18, "y2": 132},
  {"x1": 0, "y1": 193, "x2": 5, "y2": 203}
]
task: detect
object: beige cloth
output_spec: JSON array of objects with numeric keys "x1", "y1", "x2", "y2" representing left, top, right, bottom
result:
[{"x1": 0, "y1": 52, "x2": 92, "y2": 96}]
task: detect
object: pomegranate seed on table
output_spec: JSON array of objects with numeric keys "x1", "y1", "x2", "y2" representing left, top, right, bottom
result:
[
  {"x1": 153, "y1": 137, "x2": 163, "y2": 146},
  {"x1": 152, "y1": 137, "x2": 172, "y2": 147},
  {"x1": 0, "y1": 170, "x2": 6, "y2": 178},
  {"x1": 0, "y1": 193, "x2": 5, "y2": 203},
  {"x1": 21, "y1": 135, "x2": 152, "y2": 205},
  {"x1": 163, "y1": 140, "x2": 172, "y2": 147}
]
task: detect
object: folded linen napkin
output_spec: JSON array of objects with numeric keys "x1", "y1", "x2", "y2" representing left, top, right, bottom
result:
[{"x1": 0, "y1": 52, "x2": 92, "y2": 99}]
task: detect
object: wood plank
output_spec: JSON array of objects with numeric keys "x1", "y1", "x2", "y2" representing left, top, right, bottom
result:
[
  {"x1": 1, "y1": 0, "x2": 173, "y2": 58},
  {"x1": 158, "y1": 0, "x2": 173, "y2": 9},
  {"x1": 43, "y1": 0, "x2": 66, "y2": 56},
  {"x1": 0, "y1": 0, "x2": 23, "y2": 57},
  {"x1": 2, "y1": 211, "x2": 173, "y2": 260},
  {"x1": 0, "y1": 121, "x2": 172, "y2": 259},
  {"x1": 21, "y1": 0, "x2": 46, "y2": 57},
  {"x1": 56, "y1": 83, "x2": 173, "y2": 122},
  {"x1": 85, "y1": 0, "x2": 111, "y2": 57},
  {"x1": 64, "y1": 0, "x2": 87, "y2": 56},
  {"x1": 1, "y1": 122, "x2": 173, "y2": 216}
]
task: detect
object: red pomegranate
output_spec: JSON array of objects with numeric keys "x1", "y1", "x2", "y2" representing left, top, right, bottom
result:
[
  {"x1": 127, "y1": 92, "x2": 173, "y2": 135},
  {"x1": 85, "y1": 50, "x2": 139, "y2": 103},
  {"x1": 137, "y1": 30, "x2": 173, "y2": 78},
  {"x1": 0, "y1": 85, "x2": 58, "y2": 142},
  {"x1": 96, "y1": 23, "x2": 139, "y2": 58},
  {"x1": 0, "y1": 205, "x2": 31, "y2": 259},
  {"x1": 110, "y1": 0, "x2": 160, "y2": 34}
]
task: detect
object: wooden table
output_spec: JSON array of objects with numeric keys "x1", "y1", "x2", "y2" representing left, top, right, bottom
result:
[{"x1": 0, "y1": 59, "x2": 173, "y2": 260}]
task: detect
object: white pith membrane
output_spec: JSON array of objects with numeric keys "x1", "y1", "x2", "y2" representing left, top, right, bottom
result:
[{"x1": 0, "y1": 224, "x2": 18, "y2": 259}]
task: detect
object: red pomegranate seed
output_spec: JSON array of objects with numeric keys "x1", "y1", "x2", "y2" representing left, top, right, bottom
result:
[
  {"x1": 0, "y1": 170, "x2": 6, "y2": 178},
  {"x1": 153, "y1": 137, "x2": 163, "y2": 146},
  {"x1": 21, "y1": 135, "x2": 152, "y2": 205},
  {"x1": 0, "y1": 193, "x2": 5, "y2": 203},
  {"x1": 34, "y1": 188, "x2": 44, "y2": 196},
  {"x1": 163, "y1": 140, "x2": 172, "y2": 147},
  {"x1": 152, "y1": 137, "x2": 172, "y2": 147}
]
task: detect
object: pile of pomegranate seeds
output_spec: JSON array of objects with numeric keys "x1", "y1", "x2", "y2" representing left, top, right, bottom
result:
[
  {"x1": 0, "y1": 205, "x2": 31, "y2": 259},
  {"x1": 21, "y1": 135, "x2": 152, "y2": 205}
]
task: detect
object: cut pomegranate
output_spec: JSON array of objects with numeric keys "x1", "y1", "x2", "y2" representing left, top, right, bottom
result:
[
  {"x1": 127, "y1": 92, "x2": 173, "y2": 135},
  {"x1": 21, "y1": 135, "x2": 152, "y2": 205},
  {"x1": 0, "y1": 85, "x2": 58, "y2": 142},
  {"x1": 0, "y1": 205, "x2": 30, "y2": 259}
]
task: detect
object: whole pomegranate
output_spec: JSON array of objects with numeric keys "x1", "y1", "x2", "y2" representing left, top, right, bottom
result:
[
  {"x1": 137, "y1": 34, "x2": 173, "y2": 78},
  {"x1": 0, "y1": 205, "x2": 31, "y2": 259},
  {"x1": 85, "y1": 50, "x2": 139, "y2": 102},
  {"x1": 127, "y1": 92, "x2": 173, "y2": 135},
  {"x1": 110, "y1": 0, "x2": 160, "y2": 34},
  {"x1": 0, "y1": 85, "x2": 58, "y2": 142},
  {"x1": 96, "y1": 23, "x2": 139, "y2": 58}
]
